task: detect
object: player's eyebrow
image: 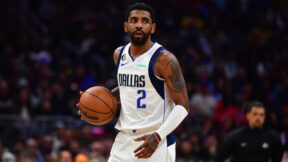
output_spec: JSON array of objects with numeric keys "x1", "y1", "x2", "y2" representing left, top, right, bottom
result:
[
  {"x1": 130, "y1": 16, "x2": 138, "y2": 20},
  {"x1": 142, "y1": 17, "x2": 151, "y2": 22},
  {"x1": 129, "y1": 15, "x2": 151, "y2": 21}
]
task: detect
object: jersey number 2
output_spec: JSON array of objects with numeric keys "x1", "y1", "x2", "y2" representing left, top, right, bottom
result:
[{"x1": 137, "y1": 90, "x2": 146, "y2": 108}]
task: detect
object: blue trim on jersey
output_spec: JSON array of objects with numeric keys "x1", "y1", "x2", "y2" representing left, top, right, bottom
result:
[
  {"x1": 163, "y1": 95, "x2": 166, "y2": 122},
  {"x1": 128, "y1": 47, "x2": 134, "y2": 61},
  {"x1": 128, "y1": 43, "x2": 158, "y2": 62},
  {"x1": 148, "y1": 47, "x2": 165, "y2": 99},
  {"x1": 166, "y1": 132, "x2": 176, "y2": 146},
  {"x1": 116, "y1": 45, "x2": 126, "y2": 72}
]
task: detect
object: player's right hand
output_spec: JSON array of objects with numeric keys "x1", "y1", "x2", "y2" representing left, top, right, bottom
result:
[
  {"x1": 76, "y1": 91, "x2": 84, "y2": 120},
  {"x1": 134, "y1": 133, "x2": 159, "y2": 159}
]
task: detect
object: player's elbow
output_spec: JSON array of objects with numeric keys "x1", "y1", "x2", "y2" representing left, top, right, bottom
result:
[
  {"x1": 176, "y1": 100, "x2": 189, "y2": 113},
  {"x1": 183, "y1": 103, "x2": 189, "y2": 113},
  {"x1": 183, "y1": 97, "x2": 190, "y2": 112},
  {"x1": 173, "y1": 94, "x2": 189, "y2": 112}
]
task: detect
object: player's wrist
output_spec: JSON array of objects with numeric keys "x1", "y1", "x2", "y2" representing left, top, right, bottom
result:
[
  {"x1": 154, "y1": 130, "x2": 163, "y2": 141},
  {"x1": 153, "y1": 132, "x2": 161, "y2": 143}
]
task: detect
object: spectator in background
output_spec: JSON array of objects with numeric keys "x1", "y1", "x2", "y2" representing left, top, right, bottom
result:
[
  {"x1": 12, "y1": 87, "x2": 35, "y2": 122},
  {"x1": 13, "y1": 140, "x2": 25, "y2": 159},
  {"x1": 26, "y1": 138, "x2": 44, "y2": 162},
  {"x1": 2, "y1": 149, "x2": 16, "y2": 162},
  {"x1": 213, "y1": 82, "x2": 246, "y2": 130},
  {"x1": 19, "y1": 150, "x2": 38, "y2": 162},
  {"x1": 38, "y1": 89, "x2": 54, "y2": 115},
  {"x1": 199, "y1": 135, "x2": 218, "y2": 161},
  {"x1": 57, "y1": 150, "x2": 73, "y2": 162},
  {"x1": 190, "y1": 81, "x2": 217, "y2": 117},
  {"x1": 41, "y1": 135, "x2": 54, "y2": 161},
  {"x1": 89, "y1": 141, "x2": 106, "y2": 162},
  {"x1": 0, "y1": 80, "x2": 13, "y2": 114},
  {"x1": 214, "y1": 101, "x2": 283, "y2": 162},
  {"x1": 177, "y1": 139, "x2": 195, "y2": 162},
  {"x1": 51, "y1": 122, "x2": 66, "y2": 155}
]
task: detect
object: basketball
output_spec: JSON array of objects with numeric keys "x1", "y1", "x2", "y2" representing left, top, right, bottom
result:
[{"x1": 79, "y1": 86, "x2": 117, "y2": 125}]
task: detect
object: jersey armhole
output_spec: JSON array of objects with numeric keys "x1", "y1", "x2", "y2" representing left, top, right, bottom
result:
[
  {"x1": 116, "y1": 45, "x2": 126, "y2": 72},
  {"x1": 148, "y1": 47, "x2": 165, "y2": 99}
]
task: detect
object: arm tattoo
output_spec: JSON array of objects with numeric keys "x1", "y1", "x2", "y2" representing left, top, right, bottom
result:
[
  {"x1": 165, "y1": 60, "x2": 186, "y2": 93},
  {"x1": 111, "y1": 87, "x2": 120, "y2": 103}
]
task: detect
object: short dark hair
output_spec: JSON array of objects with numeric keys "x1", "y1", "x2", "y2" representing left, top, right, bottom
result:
[
  {"x1": 245, "y1": 101, "x2": 266, "y2": 114},
  {"x1": 124, "y1": 2, "x2": 155, "y2": 23}
]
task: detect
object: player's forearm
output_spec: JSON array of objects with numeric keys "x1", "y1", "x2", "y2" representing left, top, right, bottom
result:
[
  {"x1": 111, "y1": 87, "x2": 120, "y2": 104},
  {"x1": 155, "y1": 105, "x2": 188, "y2": 140}
]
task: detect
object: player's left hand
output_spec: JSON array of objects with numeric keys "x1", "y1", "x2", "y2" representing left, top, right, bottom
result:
[
  {"x1": 76, "y1": 91, "x2": 84, "y2": 120},
  {"x1": 134, "y1": 134, "x2": 159, "y2": 159}
]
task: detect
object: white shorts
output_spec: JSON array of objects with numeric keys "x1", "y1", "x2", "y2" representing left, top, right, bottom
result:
[{"x1": 108, "y1": 130, "x2": 176, "y2": 162}]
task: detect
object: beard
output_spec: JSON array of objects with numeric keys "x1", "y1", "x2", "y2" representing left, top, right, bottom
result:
[{"x1": 129, "y1": 29, "x2": 151, "y2": 46}]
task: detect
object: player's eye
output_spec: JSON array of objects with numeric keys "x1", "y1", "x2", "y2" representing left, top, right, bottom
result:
[
  {"x1": 130, "y1": 18, "x2": 137, "y2": 23},
  {"x1": 143, "y1": 18, "x2": 149, "y2": 23}
]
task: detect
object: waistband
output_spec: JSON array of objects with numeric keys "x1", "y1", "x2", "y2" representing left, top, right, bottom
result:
[{"x1": 120, "y1": 126, "x2": 159, "y2": 134}]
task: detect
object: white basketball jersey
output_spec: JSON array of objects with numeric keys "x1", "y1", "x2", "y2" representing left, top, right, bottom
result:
[{"x1": 116, "y1": 42, "x2": 175, "y2": 131}]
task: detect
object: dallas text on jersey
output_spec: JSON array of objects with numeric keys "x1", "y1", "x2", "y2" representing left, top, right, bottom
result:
[{"x1": 118, "y1": 74, "x2": 145, "y2": 87}]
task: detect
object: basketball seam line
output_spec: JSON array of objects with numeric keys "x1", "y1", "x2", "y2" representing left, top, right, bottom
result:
[
  {"x1": 83, "y1": 91, "x2": 115, "y2": 114},
  {"x1": 79, "y1": 102, "x2": 110, "y2": 114},
  {"x1": 79, "y1": 105, "x2": 114, "y2": 123}
]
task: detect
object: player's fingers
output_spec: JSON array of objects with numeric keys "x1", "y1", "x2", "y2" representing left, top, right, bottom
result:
[
  {"x1": 140, "y1": 152, "x2": 152, "y2": 159},
  {"x1": 135, "y1": 149, "x2": 151, "y2": 159},
  {"x1": 134, "y1": 135, "x2": 146, "y2": 141},
  {"x1": 78, "y1": 111, "x2": 84, "y2": 120},
  {"x1": 135, "y1": 149, "x2": 145, "y2": 158},
  {"x1": 76, "y1": 103, "x2": 80, "y2": 108},
  {"x1": 134, "y1": 144, "x2": 145, "y2": 153},
  {"x1": 79, "y1": 91, "x2": 84, "y2": 95}
]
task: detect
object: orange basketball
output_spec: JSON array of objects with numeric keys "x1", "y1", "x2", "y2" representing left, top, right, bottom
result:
[{"x1": 79, "y1": 86, "x2": 117, "y2": 125}]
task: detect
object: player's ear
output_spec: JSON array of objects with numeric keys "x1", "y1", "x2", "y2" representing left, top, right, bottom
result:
[
  {"x1": 151, "y1": 23, "x2": 156, "y2": 34},
  {"x1": 124, "y1": 22, "x2": 128, "y2": 33}
]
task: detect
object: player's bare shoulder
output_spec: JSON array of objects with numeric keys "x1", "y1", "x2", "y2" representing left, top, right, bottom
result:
[
  {"x1": 113, "y1": 46, "x2": 123, "y2": 65},
  {"x1": 154, "y1": 49, "x2": 180, "y2": 78},
  {"x1": 155, "y1": 49, "x2": 186, "y2": 94}
]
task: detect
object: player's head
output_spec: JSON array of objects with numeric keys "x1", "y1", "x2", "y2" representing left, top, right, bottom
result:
[
  {"x1": 245, "y1": 101, "x2": 266, "y2": 129},
  {"x1": 124, "y1": 3, "x2": 156, "y2": 46}
]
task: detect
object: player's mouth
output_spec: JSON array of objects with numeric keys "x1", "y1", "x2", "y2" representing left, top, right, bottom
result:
[{"x1": 133, "y1": 30, "x2": 145, "y2": 37}]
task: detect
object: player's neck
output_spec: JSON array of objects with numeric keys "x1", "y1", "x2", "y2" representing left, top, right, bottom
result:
[{"x1": 130, "y1": 40, "x2": 154, "y2": 59}]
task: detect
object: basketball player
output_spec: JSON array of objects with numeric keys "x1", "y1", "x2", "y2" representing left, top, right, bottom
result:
[
  {"x1": 77, "y1": 2, "x2": 189, "y2": 162},
  {"x1": 213, "y1": 101, "x2": 283, "y2": 162}
]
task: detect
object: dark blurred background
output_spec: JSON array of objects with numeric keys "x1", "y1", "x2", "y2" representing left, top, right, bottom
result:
[{"x1": 0, "y1": 0, "x2": 288, "y2": 161}]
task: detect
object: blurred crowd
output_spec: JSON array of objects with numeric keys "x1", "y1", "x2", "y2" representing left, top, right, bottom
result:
[{"x1": 0, "y1": 0, "x2": 288, "y2": 161}]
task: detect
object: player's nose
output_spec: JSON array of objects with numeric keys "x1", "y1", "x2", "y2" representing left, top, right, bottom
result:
[{"x1": 135, "y1": 22, "x2": 143, "y2": 29}]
